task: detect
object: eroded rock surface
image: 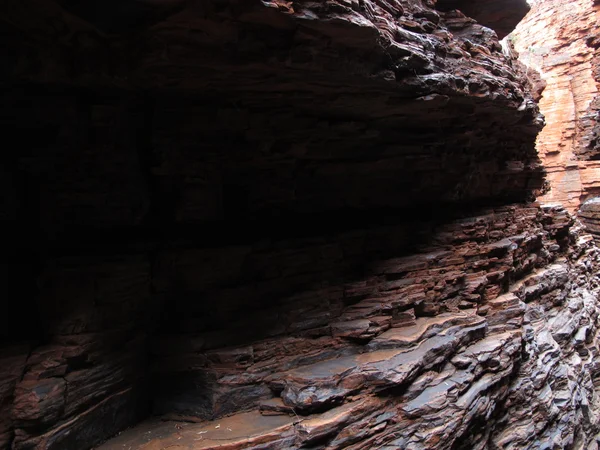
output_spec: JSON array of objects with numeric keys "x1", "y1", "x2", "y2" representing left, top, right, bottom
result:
[
  {"x1": 96, "y1": 205, "x2": 600, "y2": 449},
  {"x1": 512, "y1": 0, "x2": 600, "y2": 212},
  {"x1": 436, "y1": 0, "x2": 529, "y2": 39},
  {"x1": 1, "y1": 0, "x2": 599, "y2": 449},
  {"x1": 1, "y1": 0, "x2": 544, "y2": 233}
]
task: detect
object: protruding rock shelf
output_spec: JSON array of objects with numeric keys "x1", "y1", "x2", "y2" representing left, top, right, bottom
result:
[
  {"x1": 436, "y1": 0, "x2": 530, "y2": 39},
  {"x1": 2, "y1": 0, "x2": 600, "y2": 449}
]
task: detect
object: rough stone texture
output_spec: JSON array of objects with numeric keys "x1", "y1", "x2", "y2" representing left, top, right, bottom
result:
[
  {"x1": 581, "y1": 197, "x2": 600, "y2": 242},
  {"x1": 512, "y1": 0, "x2": 600, "y2": 212},
  {"x1": 96, "y1": 205, "x2": 600, "y2": 449},
  {"x1": 0, "y1": 347, "x2": 29, "y2": 449},
  {"x1": 436, "y1": 0, "x2": 530, "y2": 39},
  {"x1": 1, "y1": 0, "x2": 544, "y2": 236},
  {"x1": 5, "y1": 202, "x2": 600, "y2": 449},
  {"x1": 1, "y1": 0, "x2": 599, "y2": 449},
  {"x1": 7, "y1": 258, "x2": 153, "y2": 450}
]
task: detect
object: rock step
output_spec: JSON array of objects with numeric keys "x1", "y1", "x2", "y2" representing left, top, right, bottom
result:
[
  {"x1": 98, "y1": 328, "x2": 525, "y2": 450},
  {"x1": 267, "y1": 318, "x2": 487, "y2": 412},
  {"x1": 96, "y1": 411, "x2": 296, "y2": 450},
  {"x1": 149, "y1": 312, "x2": 485, "y2": 420},
  {"x1": 509, "y1": 262, "x2": 569, "y2": 303},
  {"x1": 97, "y1": 397, "x2": 386, "y2": 450},
  {"x1": 368, "y1": 312, "x2": 485, "y2": 350}
]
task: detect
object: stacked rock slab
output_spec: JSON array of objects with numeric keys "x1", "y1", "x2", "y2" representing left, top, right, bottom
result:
[
  {"x1": 98, "y1": 205, "x2": 600, "y2": 450},
  {"x1": 2, "y1": 0, "x2": 600, "y2": 449}
]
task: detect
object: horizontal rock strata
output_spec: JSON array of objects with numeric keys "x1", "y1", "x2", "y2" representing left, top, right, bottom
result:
[
  {"x1": 93, "y1": 204, "x2": 600, "y2": 449},
  {"x1": 512, "y1": 0, "x2": 600, "y2": 212},
  {"x1": 1, "y1": 0, "x2": 544, "y2": 237},
  {"x1": 3, "y1": 203, "x2": 600, "y2": 449},
  {"x1": 436, "y1": 0, "x2": 530, "y2": 39},
  {"x1": 2, "y1": 0, "x2": 599, "y2": 449}
]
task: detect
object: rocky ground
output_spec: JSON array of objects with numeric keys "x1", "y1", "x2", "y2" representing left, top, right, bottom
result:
[{"x1": 94, "y1": 205, "x2": 600, "y2": 450}]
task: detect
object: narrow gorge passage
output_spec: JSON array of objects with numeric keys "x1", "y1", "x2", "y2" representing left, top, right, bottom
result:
[
  {"x1": 512, "y1": 0, "x2": 600, "y2": 213},
  {"x1": 2, "y1": 0, "x2": 600, "y2": 449}
]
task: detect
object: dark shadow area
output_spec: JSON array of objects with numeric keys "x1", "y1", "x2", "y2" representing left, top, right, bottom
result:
[
  {"x1": 0, "y1": 73, "x2": 543, "y2": 448},
  {"x1": 57, "y1": 0, "x2": 186, "y2": 34},
  {"x1": 435, "y1": 0, "x2": 530, "y2": 39},
  {"x1": 0, "y1": 0, "x2": 548, "y2": 445}
]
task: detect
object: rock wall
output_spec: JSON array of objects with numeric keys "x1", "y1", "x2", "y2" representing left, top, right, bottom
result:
[
  {"x1": 436, "y1": 0, "x2": 530, "y2": 39},
  {"x1": 5, "y1": 201, "x2": 600, "y2": 450},
  {"x1": 2, "y1": 0, "x2": 600, "y2": 449},
  {"x1": 100, "y1": 204, "x2": 600, "y2": 450},
  {"x1": 512, "y1": 0, "x2": 600, "y2": 212}
]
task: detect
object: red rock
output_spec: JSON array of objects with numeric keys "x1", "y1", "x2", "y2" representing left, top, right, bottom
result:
[
  {"x1": 0, "y1": 345, "x2": 29, "y2": 449},
  {"x1": 2, "y1": 0, "x2": 600, "y2": 447},
  {"x1": 513, "y1": 0, "x2": 600, "y2": 212},
  {"x1": 12, "y1": 379, "x2": 66, "y2": 427},
  {"x1": 437, "y1": 0, "x2": 530, "y2": 39}
]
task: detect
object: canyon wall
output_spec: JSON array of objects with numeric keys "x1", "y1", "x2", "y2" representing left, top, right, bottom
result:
[
  {"x1": 512, "y1": 0, "x2": 600, "y2": 212},
  {"x1": 101, "y1": 205, "x2": 600, "y2": 450},
  {"x1": 2, "y1": 0, "x2": 600, "y2": 449}
]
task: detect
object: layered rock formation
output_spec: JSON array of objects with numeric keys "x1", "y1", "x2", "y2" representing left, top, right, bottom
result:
[
  {"x1": 97, "y1": 205, "x2": 600, "y2": 450},
  {"x1": 436, "y1": 0, "x2": 530, "y2": 39},
  {"x1": 2, "y1": 0, "x2": 600, "y2": 449},
  {"x1": 512, "y1": 0, "x2": 600, "y2": 212}
]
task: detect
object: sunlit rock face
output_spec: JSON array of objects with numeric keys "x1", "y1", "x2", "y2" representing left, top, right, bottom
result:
[
  {"x1": 512, "y1": 0, "x2": 600, "y2": 212},
  {"x1": 2, "y1": 0, "x2": 600, "y2": 449}
]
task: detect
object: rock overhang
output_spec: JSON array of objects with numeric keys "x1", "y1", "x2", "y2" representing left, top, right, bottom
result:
[
  {"x1": 435, "y1": 0, "x2": 530, "y2": 39},
  {"x1": 6, "y1": 0, "x2": 600, "y2": 449}
]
